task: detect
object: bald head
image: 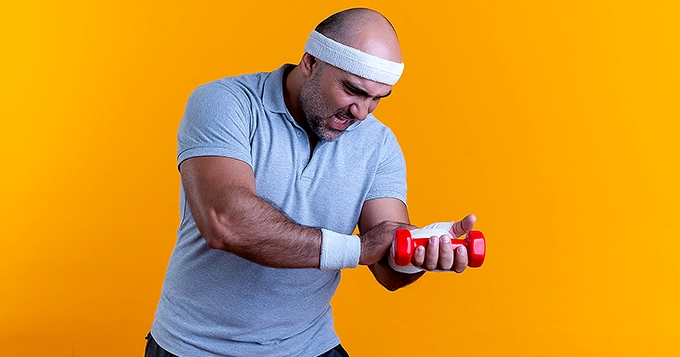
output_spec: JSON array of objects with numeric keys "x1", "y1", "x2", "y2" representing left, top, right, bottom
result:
[
  {"x1": 314, "y1": 8, "x2": 402, "y2": 63},
  {"x1": 285, "y1": 9, "x2": 403, "y2": 141}
]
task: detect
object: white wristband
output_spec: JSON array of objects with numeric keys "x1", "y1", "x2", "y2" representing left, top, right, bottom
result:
[
  {"x1": 423, "y1": 221, "x2": 454, "y2": 232},
  {"x1": 388, "y1": 251, "x2": 424, "y2": 274},
  {"x1": 319, "y1": 229, "x2": 361, "y2": 270}
]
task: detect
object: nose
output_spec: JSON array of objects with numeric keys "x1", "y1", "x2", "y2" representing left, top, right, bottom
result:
[{"x1": 349, "y1": 98, "x2": 371, "y2": 121}]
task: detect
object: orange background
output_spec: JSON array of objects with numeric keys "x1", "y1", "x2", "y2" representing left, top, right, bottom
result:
[{"x1": 1, "y1": 1, "x2": 679, "y2": 356}]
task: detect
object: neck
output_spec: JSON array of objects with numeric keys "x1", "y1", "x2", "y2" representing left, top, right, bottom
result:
[
  {"x1": 283, "y1": 65, "x2": 306, "y2": 127},
  {"x1": 283, "y1": 65, "x2": 319, "y2": 151}
]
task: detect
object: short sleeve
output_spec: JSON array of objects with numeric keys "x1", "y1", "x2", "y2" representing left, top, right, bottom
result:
[
  {"x1": 177, "y1": 81, "x2": 254, "y2": 169},
  {"x1": 365, "y1": 130, "x2": 407, "y2": 204}
]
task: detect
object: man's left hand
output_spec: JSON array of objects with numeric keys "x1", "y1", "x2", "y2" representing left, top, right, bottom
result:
[{"x1": 410, "y1": 214, "x2": 476, "y2": 272}]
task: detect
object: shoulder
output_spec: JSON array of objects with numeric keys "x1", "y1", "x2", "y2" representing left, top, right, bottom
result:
[
  {"x1": 346, "y1": 115, "x2": 400, "y2": 146},
  {"x1": 189, "y1": 71, "x2": 268, "y2": 104},
  {"x1": 183, "y1": 71, "x2": 281, "y2": 122}
]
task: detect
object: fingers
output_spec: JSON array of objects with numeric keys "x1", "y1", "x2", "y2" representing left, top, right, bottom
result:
[
  {"x1": 423, "y1": 236, "x2": 440, "y2": 270},
  {"x1": 412, "y1": 245, "x2": 426, "y2": 267},
  {"x1": 437, "y1": 235, "x2": 454, "y2": 270},
  {"x1": 452, "y1": 245, "x2": 467, "y2": 273},
  {"x1": 411, "y1": 237, "x2": 438, "y2": 269},
  {"x1": 360, "y1": 220, "x2": 417, "y2": 266},
  {"x1": 450, "y1": 214, "x2": 476, "y2": 238},
  {"x1": 412, "y1": 235, "x2": 456, "y2": 271},
  {"x1": 400, "y1": 223, "x2": 418, "y2": 231}
]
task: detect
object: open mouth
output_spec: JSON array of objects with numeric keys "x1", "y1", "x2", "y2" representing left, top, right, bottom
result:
[{"x1": 330, "y1": 114, "x2": 353, "y2": 131}]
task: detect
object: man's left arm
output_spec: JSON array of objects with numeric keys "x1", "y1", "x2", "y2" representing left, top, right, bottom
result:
[
  {"x1": 359, "y1": 198, "x2": 422, "y2": 291},
  {"x1": 359, "y1": 198, "x2": 474, "y2": 291}
]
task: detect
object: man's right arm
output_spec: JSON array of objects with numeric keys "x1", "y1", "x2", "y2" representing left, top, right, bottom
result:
[
  {"x1": 180, "y1": 155, "x2": 324, "y2": 268},
  {"x1": 181, "y1": 155, "x2": 400, "y2": 269}
]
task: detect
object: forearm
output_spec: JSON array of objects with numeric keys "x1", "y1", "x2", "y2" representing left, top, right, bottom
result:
[
  {"x1": 188, "y1": 183, "x2": 323, "y2": 269},
  {"x1": 359, "y1": 198, "x2": 424, "y2": 291}
]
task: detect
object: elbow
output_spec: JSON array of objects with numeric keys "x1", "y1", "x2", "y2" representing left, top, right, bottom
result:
[
  {"x1": 370, "y1": 262, "x2": 416, "y2": 292},
  {"x1": 382, "y1": 281, "x2": 405, "y2": 292},
  {"x1": 204, "y1": 233, "x2": 228, "y2": 250},
  {"x1": 199, "y1": 214, "x2": 237, "y2": 251},
  {"x1": 384, "y1": 285, "x2": 400, "y2": 292}
]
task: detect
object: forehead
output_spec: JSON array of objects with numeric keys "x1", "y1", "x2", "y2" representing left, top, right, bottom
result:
[{"x1": 324, "y1": 62, "x2": 393, "y2": 97}]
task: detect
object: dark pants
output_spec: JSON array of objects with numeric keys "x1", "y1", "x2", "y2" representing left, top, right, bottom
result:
[{"x1": 145, "y1": 333, "x2": 350, "y2": 357}]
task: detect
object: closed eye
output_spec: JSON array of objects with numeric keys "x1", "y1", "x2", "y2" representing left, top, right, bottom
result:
[
  {"x1": 344, "y1": 83, "x2": 367, "y2": 97},
  {"x1": 343, "y1": 82, "x2": 391, "y2": 100}
]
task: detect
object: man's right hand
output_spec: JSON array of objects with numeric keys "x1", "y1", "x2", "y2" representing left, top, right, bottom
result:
[{"x1": 358, "y1": 221, "x2": 415, "y2": 266}]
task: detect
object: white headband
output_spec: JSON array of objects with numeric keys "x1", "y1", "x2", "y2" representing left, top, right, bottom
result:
[{"x1": 303, "y1": 30, "x2": 404, "y2": 85}]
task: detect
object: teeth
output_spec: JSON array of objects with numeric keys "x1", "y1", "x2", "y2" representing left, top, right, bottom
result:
[{"x1": 333, "y1": 117, "x2": 348, "y2": 124}]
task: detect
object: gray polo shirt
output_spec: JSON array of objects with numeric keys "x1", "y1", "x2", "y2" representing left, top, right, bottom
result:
[{"x1": 151, "y1": 65, "x2": 407, "y2": 357}]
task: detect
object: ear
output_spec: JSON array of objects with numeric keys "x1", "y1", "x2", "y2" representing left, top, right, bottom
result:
[{"x1": 300, "y1": 53, "x2": 318, "y2": 77}]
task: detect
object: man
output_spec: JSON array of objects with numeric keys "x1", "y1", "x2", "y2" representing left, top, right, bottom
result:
[{"x1": 147, "y1": 7, "x2": 476, "y2": 357}]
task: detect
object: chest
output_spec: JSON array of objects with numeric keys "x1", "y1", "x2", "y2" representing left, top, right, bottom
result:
[{"x1": 249, "y1": 114, "x2": 379, "y2": 231}]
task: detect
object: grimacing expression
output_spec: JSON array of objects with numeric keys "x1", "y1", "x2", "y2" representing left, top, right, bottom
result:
[
  {"x1": 298, "y1": 61, "x2": 392, "y2": 142},
  {"x1": 298, "y1": 65, "x2": 356, "y2": 141}
]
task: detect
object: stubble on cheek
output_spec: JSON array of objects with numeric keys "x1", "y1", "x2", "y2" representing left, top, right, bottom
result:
[{"x1": 298, "y1": 70, "x2": 358, "y2": 142}]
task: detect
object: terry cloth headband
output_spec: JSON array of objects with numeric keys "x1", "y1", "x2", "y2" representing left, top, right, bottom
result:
[{"x1": 303, "y1": 30, "x2": 404, "y2": 85}]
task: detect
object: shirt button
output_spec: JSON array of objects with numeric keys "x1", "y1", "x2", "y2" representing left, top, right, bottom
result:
[{"x1": 296, "y1": 131, "x2": 302, "y2": 137}]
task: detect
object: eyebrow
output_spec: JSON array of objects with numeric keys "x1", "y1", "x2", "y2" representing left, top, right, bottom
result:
[{"x1": 343, "y1": 81, "x2": 392, "y2": 99}]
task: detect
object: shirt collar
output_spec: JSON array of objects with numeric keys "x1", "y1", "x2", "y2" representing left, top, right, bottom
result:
[{"x1": 263, "y1": 64, "x2": 295, "y2": 115}]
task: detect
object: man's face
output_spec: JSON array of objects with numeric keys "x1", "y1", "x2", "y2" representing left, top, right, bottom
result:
[{"x1": 298, "y1": 61, "x2": 393, "y2": 141}]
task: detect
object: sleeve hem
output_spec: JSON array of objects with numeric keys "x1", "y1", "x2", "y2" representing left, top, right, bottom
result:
[{"x1": 177, "y1": 147, "x2": 252, "y2": 171}]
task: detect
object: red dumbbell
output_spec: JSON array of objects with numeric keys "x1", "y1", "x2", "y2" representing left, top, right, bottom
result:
[{"x1": 392, "y1": 229, "x2": 486, "y2": 268}]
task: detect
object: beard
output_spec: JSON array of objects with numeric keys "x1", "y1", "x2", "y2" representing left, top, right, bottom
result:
[{"x1": 298, "y1": 69, "x2": 357, "y2": 142}]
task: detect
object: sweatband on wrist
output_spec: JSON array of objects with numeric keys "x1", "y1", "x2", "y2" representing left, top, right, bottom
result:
[
  {"x1": 303, "y1": 30, "x2": 405, "y2": 85},
  {"x1": 319, "y1": 229, "x2": 361, "y2": 270},
  {"x1": 423, "y1": 221, "x2": 454, "y2": 232}
]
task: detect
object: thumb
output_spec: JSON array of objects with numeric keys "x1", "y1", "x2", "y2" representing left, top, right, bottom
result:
[{"x1": 451, "y1": 214, "x2": 476, "y2": 237}]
